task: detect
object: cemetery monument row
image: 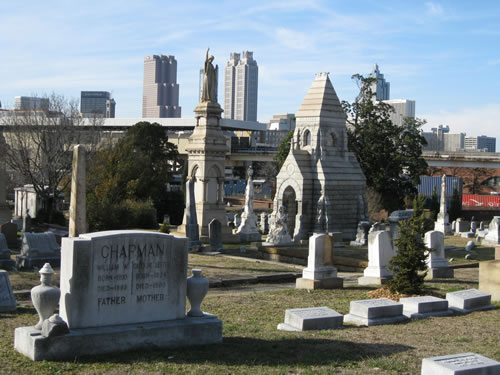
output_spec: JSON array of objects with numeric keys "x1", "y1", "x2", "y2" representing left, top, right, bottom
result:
[{"x1": 15, "y1": 230, "x2": 222, "y2": 361}]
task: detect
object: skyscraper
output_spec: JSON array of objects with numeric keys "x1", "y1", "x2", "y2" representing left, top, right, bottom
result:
[
  {"x1": 142, "y1": 55, "x2": 181, "y2": 118},
  {"x1": 224, "y1": 51, "x2": 258, "y2": 121},
  {"x1": 80, "y1": 91, "x2": 115, "y2": 118},
  {"x1": 14, "y1": 96, "x2": 49, "y2": 111},
  {"x1": 369, "y1": 64, "x2": 390, "y2": 101}
]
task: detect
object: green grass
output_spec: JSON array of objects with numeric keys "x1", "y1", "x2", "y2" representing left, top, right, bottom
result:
[{"x1": 1, "y1": 269, "x2": 499, "y2": 374}]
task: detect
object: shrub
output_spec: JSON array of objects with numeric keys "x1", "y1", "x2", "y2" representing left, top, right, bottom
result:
[
  {"x1": 387, "y1": 194, "x2": 428, "y2": 295},
  {"x1": 88, "y1": 199, "x2": 157, "y2": 231}
]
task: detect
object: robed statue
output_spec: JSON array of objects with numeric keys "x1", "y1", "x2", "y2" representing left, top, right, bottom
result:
[{"x1": 201, "y1": 48, "x2": 218, "y2": 103}]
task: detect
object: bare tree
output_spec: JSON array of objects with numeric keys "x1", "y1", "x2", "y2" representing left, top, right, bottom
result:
[{"x1": 1, "y1": 93, "x2": 102, "y2": 223}]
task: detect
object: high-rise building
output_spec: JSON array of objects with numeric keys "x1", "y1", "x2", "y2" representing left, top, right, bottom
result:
[
  {"x1": 80, "y1": 91, "x2": 115, "y2": 118},
  {"x1": 465, "y1": 135, "x2": 496, "y2": 152},
  {"x1": 382, "y1": 99, "x2": 415, "y2": 126},
  {"x1": 224, "y1": 51, "x2": 258, "y2": 121},
  {"x1": 14, "y1": 96, "x2": 49, "y2": 111},
  {"x1": 142, "y1": 55, "x2": 181, "y2": 118},
  {"x1": 368, "y1": 64, "x2": 390, "y2": 101}
]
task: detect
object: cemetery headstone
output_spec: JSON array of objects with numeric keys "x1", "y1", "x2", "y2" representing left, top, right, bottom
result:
[
  {"x1": 483, "y1": 216, "x2": 500, "y2": 245},
  {"x1": 277, "y1": 307, "x2": 343, "y2": 331},
  {"x1": 344, "y1": 298, "x2": 408, "y2": 326},
  {"x1": 358, "y1": 231, "x2": 394, "y2": 285},
  {"x1": 455, "y1": 219, "x2": 470, "y2": 234},
  {"x1": 470, "y1": 221, "x2": 477, "y2": 234},
  {"x1": 424, "y1": 230, "x2": 453, "y2": 279},
  {"x1": 296, "y1": 233, "x2": 343, "y2": 289},
  {"x1": 1, "y1": 222, "x2": 18, "y2": 249},
  {"x1": 260, "y1": 212, "x2": 269, "y2": 234},
  {"x1": 400, "y1": 296, "x2": 452, "y2": 319},
  {"x1": 14, "y1": 230, "x2": 223, "y2": 361},
  {"x1": 421, "y1": 353, "x2": 500, "y2": 375},
  {"x1": 446, "y1": 289, "x2": 494, "y2": 314},
  {"x1": 349, "y1": 221, "x2": 371, "y2": 246},
  {"x1": 0, "y1": 270, "x2": 16, "y2": 312},
  {"x1": 208, "y1": 218, "x2": 223, "y2": 252},
  {"x1": 16, "y1": 232, "x2": 61, "y2": 269},
  {"x1": 388, "y1": 210, "x2": 413, "y2": 241},
  {"x1": 479, "y1": 221, "x2": 485, "y2": 231},
  {"x1": 451, "y1": 220, "x2": 456, "y2": 232},
  {"x1": 465, "y1": 240, "x2": 475, "y2": 252},
  {"x1": 0, "y1": 233, "x2": 15, "y2": 269},
  {"x1": 479, "y1": 259, "x2": 500, "y2": 302}
]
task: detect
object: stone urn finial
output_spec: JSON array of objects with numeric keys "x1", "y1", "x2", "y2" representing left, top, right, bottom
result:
[{"x1": 31, "y1": 263, "x2": 60, "y2": 330}]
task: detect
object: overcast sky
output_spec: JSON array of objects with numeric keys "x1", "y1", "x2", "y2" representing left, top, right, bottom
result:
[{"x1": 1, "y1": 0, "x2": 498, "y2": 145}]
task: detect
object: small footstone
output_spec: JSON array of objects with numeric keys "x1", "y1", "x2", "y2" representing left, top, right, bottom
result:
[
  {"x1": 344, "y1": 298, "x2": 408, "y2": 326},
  {"x1": 446, "y1": 289, "x2": 494, "y2": 314},
  {"x1": 421, "y1": 352, "x2": 500, "y2": 375},
  {"x1": 400, "y1": 296, "x2": 452, "y2": 319},
  {"x1": 277, "y1": 307, "x2": 343, "y2": 331}
]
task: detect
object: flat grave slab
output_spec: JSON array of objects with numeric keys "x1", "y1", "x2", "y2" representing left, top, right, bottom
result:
[
  {"x1": 344, "y1": 298, "x2": 408, "y2": 326},
  {"x1": 421, "y1": 352, "x2": 500, "y2": 375},
  {"x1": 0, "y1": 270, "x2": 16, "y2": 312},
  {"x1": 400, "y1": 296, "x2": 452, "y2": 319},
  {"x1": 277, "y1": 306, "x2": 343, "y2": 331},
  {"x1": 446, "y1": 289, "x2": 495, "y2": 314}
]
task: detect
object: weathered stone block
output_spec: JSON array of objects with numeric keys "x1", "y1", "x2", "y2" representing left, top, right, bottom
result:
[
  {"x1": 277, "y1": 306, "x2": 343, "y2": 331},
  {"x1": 421, "y1": 352, "x2": 500, "y2": 375},
  {"x1": 446, "y1": 289, "x2": 494, "y2": 313}
]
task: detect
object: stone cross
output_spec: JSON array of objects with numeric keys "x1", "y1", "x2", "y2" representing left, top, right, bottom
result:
[{"x1": 69, "y1": 145, "x2": 87, "y2": 237}]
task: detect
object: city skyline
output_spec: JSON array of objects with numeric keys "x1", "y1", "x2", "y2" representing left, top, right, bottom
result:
[{"x1": 0, "y1": 1, "x2": 498, "y2": 146}]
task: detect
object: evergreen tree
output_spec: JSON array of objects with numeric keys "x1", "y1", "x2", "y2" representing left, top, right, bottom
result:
[
  {"x1": 387, "y1": 194, "x2": 428, "y2": 294},
  {"x1": 275, "y1": 130, "x2": 294, "y2": 170},
  {"x1": 448, "y1": 187, "x2": 462, "y2": 222},
  {"x1": 342, "y1": 75, "x2": 428, "y2": 213},
  {"x1": 429, "y1": 186, "x2": 440, "y2": 221}
]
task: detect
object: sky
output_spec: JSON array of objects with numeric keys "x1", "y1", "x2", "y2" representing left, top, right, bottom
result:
[{"x1": 1, "y1": 0, "x2": 499, "y2": 146}]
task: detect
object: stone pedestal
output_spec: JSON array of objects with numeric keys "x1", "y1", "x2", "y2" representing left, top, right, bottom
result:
[
  {"x1": 15, "y1": 317, "x2": 222, "y2": 361},
  {"x1": 479, "y1": 260, "x2": 500, "y2": 302},
  {"x1": 358, "y1": 231, "x2": 394, "y2": 285},
  {"x1": 296, "y1": 233, "x2": 343, "y2": 289},
  {"x1": 424, "y1": 230, "x2": 453, "y2": 279},
  {"x1": 179, "y1": 101, "x2": 234, "y2": 242}
]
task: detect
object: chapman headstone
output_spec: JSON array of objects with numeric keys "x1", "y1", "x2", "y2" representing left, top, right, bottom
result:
[
  {"x1": 425, "y1": 230, "x2": 453, "y2": 279},
  {"x1": 0, "y1": 233, "x2": 15, "y2": 269},
  {"x1": 0, "y1": 270, "x2": 16, "y2": 312},
  {"x1": 446, "y1": 289, "x2": 494, "y2": 314},
  {"x1": 344, "y1": 298, "x2": 408, "y2": 326},
  {"x1": 16, "y1": 232, "x2": 61, "y2": 269},
  {"x1": 421, "y1": 353, "x2": 500, "y2": 375},
  {"x1": 14, "y1": 230, "x2": 222, "y2": 361},
  {"x1": 296, "y1": 233, "x2": 343, "y2": 289},
  {"x1": 208, "y1": 218, "x2": 222, "y2": 252},
  {"x1": 358, "y1": 231, "x2": 394, "y2": 285},
  {"x1": 277, "y1": 307, "x2": 343, "y2": 331},
  {"x1": 400, "y1": 296, "x2": 452, "y2": 319}
]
